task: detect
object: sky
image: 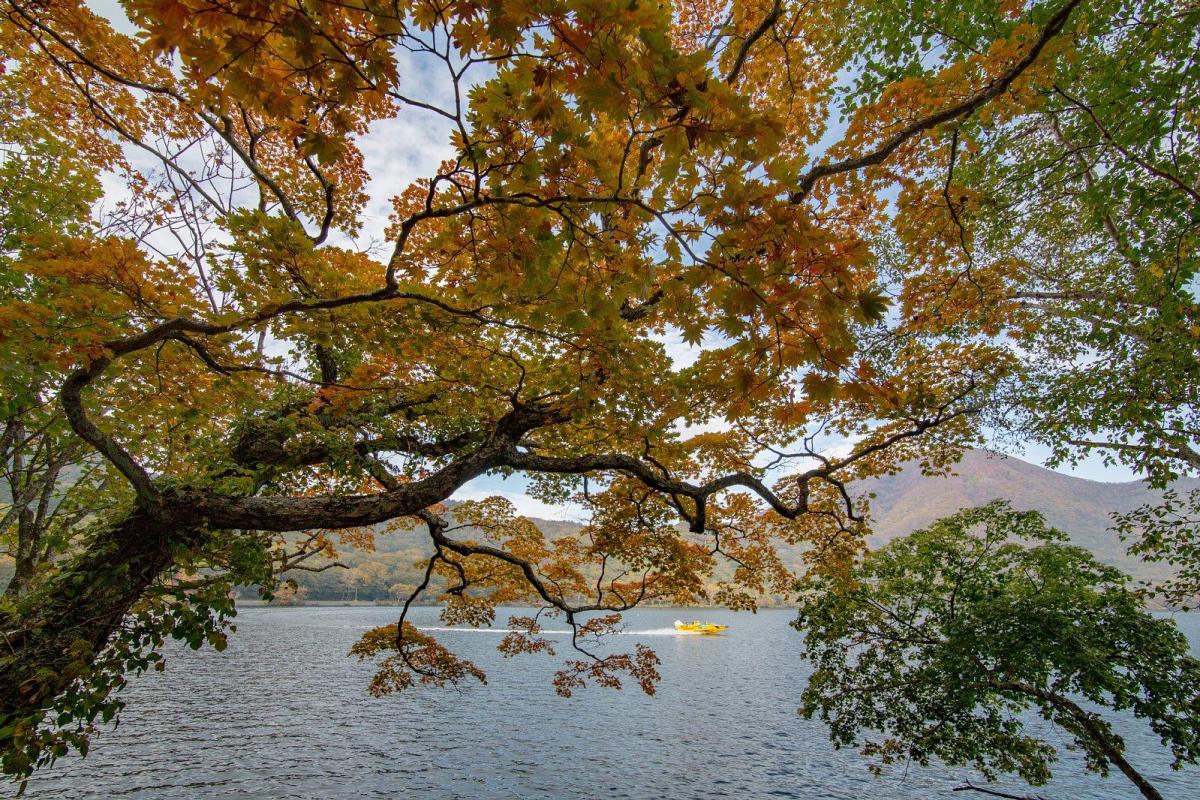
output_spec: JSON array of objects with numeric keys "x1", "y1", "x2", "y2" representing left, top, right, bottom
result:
[{"x1": 80, "y1": 1, "x2": 1143, "y2": 521}]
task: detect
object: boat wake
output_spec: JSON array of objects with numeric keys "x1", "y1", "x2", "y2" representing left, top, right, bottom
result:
[
  {"x1": 417, "y1": 626, "x2": 701, "y2": 636},
  {"x1": 417, "y1": 626, "x2": 571, "y2": 634},
  {"x1": 627, "y1": 627, "x2": 700, "y2": 636}
]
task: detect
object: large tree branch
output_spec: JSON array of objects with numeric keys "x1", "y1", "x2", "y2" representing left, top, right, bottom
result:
[
  {"x1": 989, "y1": 679, "x2": 1164, "y2": 800},
  {"x1": 1066, "y1": 438, "x2": 1200, "y2": 470},
  {"x1": 789, "y1": 0, "x2": 1083, "y2": 202},
  {"x1": 168, "y1": 402, "x2": 567, "y2": 531},
  {"x1": 1054, "y1": 84, "x2": 1200, "y2": 207},
  {"x1": 723, "y1": 0, "x2": 782, "y2": 84},
  {"x1": 1048, "y1": 115, "x2": 1140, "y2": 269},
  {"x1": 502, "y1": 398, "x2": 976, "y2": 533},
  {"x1": 952, "y1": 782, "x2": 1048, "y2": 800}
]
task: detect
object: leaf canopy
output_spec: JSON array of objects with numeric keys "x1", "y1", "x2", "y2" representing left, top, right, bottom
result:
[{"x1": 796, "y1": 502, "x2": 1200, "y2": 790}]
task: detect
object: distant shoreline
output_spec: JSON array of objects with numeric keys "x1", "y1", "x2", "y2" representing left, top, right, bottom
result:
[
  {"x1": 235, "y1": 599, "x2": 797, "y2": 610},
  {"x1": 234, "y1": 598, "x2": 1184, "y2": 613}
]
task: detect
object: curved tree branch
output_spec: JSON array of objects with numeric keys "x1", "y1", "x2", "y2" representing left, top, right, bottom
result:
[{"x1": 789, "y1": 0, "x2": 1083, "y2": 202}]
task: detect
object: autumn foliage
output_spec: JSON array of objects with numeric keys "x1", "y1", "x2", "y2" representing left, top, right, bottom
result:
[{"x1": 2, "y1": 0, "x2": 1194, "y2": 786}]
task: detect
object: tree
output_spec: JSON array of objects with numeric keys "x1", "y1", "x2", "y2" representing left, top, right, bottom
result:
[
  {"x1": 860, "y1": 0, "x2": 1199, "y2": 551},
  {"x1": 794, "y1": 502, "x2": 1200, "y2": 800},
  {"x1": 268, "y1": 579, "x2": 307, "y2": 606},
  {"x1": 0, "y1": 129, "x2": 117, "y2": 602},
  {"x1": 850, "y1": 0, "x2": 1199, "y2": 487},
  {"x1": 1113, "y1": 488, "x2": 1200, "y2": 609},
  {"x1": 0, "y1": 0, "x2": 1145, "y2": 782}
]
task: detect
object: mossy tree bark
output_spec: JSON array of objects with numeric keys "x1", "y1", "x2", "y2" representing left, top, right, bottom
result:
[{"x1": 0, "y1": 508, "x2": 204, "y2": 749}]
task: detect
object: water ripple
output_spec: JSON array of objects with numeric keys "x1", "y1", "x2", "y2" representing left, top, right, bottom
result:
[{"x1": 14, "y1": 607, "x2": 1200, "y2": 800}]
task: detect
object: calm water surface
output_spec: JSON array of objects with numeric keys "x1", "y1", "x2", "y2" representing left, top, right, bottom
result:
[{"x1": 16, "y1": 607, "x2": 1200, "y2": 799}]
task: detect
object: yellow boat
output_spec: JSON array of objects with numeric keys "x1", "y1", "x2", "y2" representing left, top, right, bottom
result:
[{"x1": 674, "y1": 619, "x2": 728, "y2": 635}]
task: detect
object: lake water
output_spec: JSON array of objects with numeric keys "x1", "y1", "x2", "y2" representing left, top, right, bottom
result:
[{"x1": 15, "y1": 607, "x2": 1200, "y2": 799}]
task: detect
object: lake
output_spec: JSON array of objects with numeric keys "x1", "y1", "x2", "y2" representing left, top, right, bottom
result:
[{"x1": 15, "y1": 607, "x2": 1200, "y2": 799}]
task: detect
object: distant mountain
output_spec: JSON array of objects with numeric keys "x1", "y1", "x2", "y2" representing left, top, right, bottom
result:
[
  {"x1": 11, "y1": 450, "x2": 1189, "y2": 601},
  {"x1": 856, "y1": 449, "x2": 1198, "y2": 582},
  {"x1": 509, "y1": 449, "x2": 1192, "y2": 587}
]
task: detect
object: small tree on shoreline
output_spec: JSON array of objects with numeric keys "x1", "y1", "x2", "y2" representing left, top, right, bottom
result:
[{"x1": 794, "y1": 502, "x2": 1200, "y2": 800}]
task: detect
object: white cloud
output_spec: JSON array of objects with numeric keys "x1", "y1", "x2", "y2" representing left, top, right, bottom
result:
[
  {"x1": 452, "y1": 488, "x2": 587, "y2": 523},
  {"x1": 673, "y1": 416, "x2": 731, "y2": 440},
  {"x1": 818, "y1": 438, "x2": 861, "y2": 462},
  {"x1": 351, "y1": 47, "x2": 496, "y2": 252},
  {"x1": 650, "y1": 327, "x2": 705, "y2": 369},
  {"x1": 86, "y1": 0, "x2": 135, "y2": 33},
  {"x1": 648, "y1": 326, "x2": 732, "y2": 369},
  {"x1": 451, "y1": 476, "x2": 588, "y2": 523}
]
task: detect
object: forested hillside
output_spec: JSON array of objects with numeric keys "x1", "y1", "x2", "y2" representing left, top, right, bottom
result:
[{"x1": 271, "y1": 451, "x2": 1193, "y2": 602}]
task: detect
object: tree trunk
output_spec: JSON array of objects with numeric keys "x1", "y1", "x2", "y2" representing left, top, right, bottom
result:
[
  {"x1": 1, "y1": 510, "x2": 37, "y2": 601},
  {"x1": 1057, "y1": 696, "x2": 1165, "y2": 800},
  {"x1": 2, "y1": 422, "x2": 35, "y2": 602},
  {"x1": 993, "y1": 680, "x2": 1164, "y2": 800},
  {"x1": 0, "y1": 508, "x2": 203, "y2": 751},
  {"x1": 2, "y1": 555, "x2": 34, "y2": 602}
]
